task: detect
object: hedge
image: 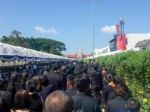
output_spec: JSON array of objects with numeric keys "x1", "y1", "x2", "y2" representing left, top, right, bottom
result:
[{"x1": 95, "y1": 50, "x2": 150, "y2": 112}]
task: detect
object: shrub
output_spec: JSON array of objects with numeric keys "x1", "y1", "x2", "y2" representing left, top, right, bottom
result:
[{"x1": 96, "y1": 50, "x2": 150, "y2": 112}]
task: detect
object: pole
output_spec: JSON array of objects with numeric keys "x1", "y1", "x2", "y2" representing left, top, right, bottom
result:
[
  {"x1": 81, "y1": 0, "x2": 102, "y2": 60},
  {"x1": 92, "y1": 2, "x2": 95, "y2": 59}
]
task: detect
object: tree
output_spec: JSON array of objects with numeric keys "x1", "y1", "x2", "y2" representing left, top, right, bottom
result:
[
  {"x1": 26, "y1": 38, "x2": 66, "y2": 55},
  {"x1": 0, "y1": 30, "x2": 66, "y2": 55},
  {"x1": 11, "y1": 30, "x2": 22, "y2": 38},
  {"x1": 0, "y1": 30, "x2": 30, "y2": 48}
]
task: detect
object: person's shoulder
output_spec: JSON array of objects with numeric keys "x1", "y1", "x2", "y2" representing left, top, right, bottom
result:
[
  {"x1": 107, "y1": 96, "x2": 126, "y2": 107},
  {"x1": 88, "y1": 96, "x2": 99, "y2": 104},
  {"x1": 105, "y1": 85, "x2": 114, "y2": 91},
  {"x1": 66, "y1": 89, "x2": 78, "y2": 96},
  {"x1": 72, "y1": 93, "x2": 86, "y2": 102},
  {"x1": 75, "y1": 94, "x2": 99, "y2": 105},
  {"x1": 72, "y1": 94, "x2": 82, "y2": 99}
]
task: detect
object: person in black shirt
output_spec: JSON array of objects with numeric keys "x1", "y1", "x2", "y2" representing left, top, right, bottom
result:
[
  {"x1": 102, "y1": 74, "x2": 117, "y2": 104},
  {"x1": 46, "y1": 65, "x2": 63, "y2": 90},
  {"x1": 66, "y1": 75, "x2": 78, "y2": 96},
  {"x1": 107, "y1": 84, "x2": 130, "y2": 112},
  {"x1": 72, "y1": 78, "x2": 100, "y2": 112}
]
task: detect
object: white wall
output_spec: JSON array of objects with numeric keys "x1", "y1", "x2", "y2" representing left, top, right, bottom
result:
[
  {"x1": 126, "y1": 33, "x2": 150, "y2": 50},
  {"x1": 94, "y1": 46, "x2": 110, "y2": 55}
]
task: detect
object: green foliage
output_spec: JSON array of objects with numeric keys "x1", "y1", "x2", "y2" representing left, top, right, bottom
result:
[
  {"x1": 1, "y1": 30, "x2": 30, "y2": 48},
  {"x1": 25, "y1": 37, "x2": 66, "y2": 55},
  {"x1": 96, "y1": 50, "x2": 150, "y2": 112},
  {"x1": 0, "y1": 30, "x2": 66, "y2": 55}
]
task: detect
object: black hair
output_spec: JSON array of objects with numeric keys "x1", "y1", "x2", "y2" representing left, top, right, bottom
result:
[
  {"x1": 26, "y1": 80, "x2": 36, "y2": 92},
  {"x1": 74, "y1": 78, "x2": 88, "y2": 92},
  {"x1": 126, "y1": 97, "x2": 140, "y2": 111},
  {"x1": 0, "y1": 97, "x2": 10, "y2": 112},
  {"x1": 29, "y1": 93, "x2": 43, "y2": 112}
]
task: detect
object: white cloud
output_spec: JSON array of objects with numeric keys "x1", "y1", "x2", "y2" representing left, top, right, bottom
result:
[
  {"x1": 101, "y1": 25, "x2": 116, "y2": 33},
  {"x1": 35, "y1": 26, "x2": 59, "y2": 35}
]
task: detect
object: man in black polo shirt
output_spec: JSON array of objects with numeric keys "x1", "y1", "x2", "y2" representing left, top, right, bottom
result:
[{"x1": 72, "y1": 78, "x2": 100, "y2": 112}]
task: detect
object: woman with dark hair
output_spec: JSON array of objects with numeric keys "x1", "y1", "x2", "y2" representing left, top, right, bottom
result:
[
  {"x1": 32, "y1": 76, "x2": 42, "y2": 92},
  {"x1": 102, "y1": 74, "x2": 117, "y2": 104},
  {"x1": 25, "y1": 80, "x2": 36, "y2": 93},
  {"x1": 7, "y1": 73, "x2": 19, "y2": 107},
  {"x1": 106, "y1": 84, "x2": 129, "y2": 112},
  {"x1": 26, "y1": 80, "x2": 43, "y2": 112},
  {"x1": 11, "y1": 89, "x2": 31, "y2": 112}
]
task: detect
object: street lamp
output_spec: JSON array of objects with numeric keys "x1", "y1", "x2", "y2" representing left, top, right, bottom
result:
[{"x1": 81, "y1": 0, "x2": 102, "y2": 59}]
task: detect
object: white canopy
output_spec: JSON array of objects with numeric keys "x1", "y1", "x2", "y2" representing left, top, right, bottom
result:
[{"x1": 0, "y1": 42, "x2": 69, "y2": 60}]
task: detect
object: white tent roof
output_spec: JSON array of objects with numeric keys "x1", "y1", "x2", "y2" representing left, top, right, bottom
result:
[{"x1": 0, "y1": 42, "x2": 69, "y2": 60}]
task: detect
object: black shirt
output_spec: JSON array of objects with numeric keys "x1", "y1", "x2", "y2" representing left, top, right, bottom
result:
[
  {"x1": 102, "y1": 85, "x2": 115, "y2": 104},
  {"x1": 72, "y1": 92, "x2": 100, "y2": 112},
  {"x1": 107, "y1": 96, "x2": 128, "y2": 112}
]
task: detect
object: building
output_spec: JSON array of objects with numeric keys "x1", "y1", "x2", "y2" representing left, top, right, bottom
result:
[
  {"x1": 135, "y1": 39, "x2": 150, "y2": 50},
  {"x1": 94, "y1": 33, "x2": 150, "y2": 56},
  {"x1": 126, "y1": 33, "x2": 150, "y2": 50},
  {"x1": 90, "y1": 19, "x2": 150, "y2": 58}
]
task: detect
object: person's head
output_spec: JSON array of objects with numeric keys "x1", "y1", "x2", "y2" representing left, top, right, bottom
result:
[
  {"x1": 10, "y1": 73, "x2": 18, "y2": 83},
  {"x1": 25, "y1": 80, "x2": 36, "y2": 93},
  {"x1": 14, "y1": 89, "x2": 31, "y2": 109},
  {"x1": 74, "y1": 78, "x2": 88, "y2": 92},
  {"x1": 32, "y1": 76, "x2": 42, "y2": 92},
  {"x1": 105, "y1": 74, "x2": 113, "y2": 83},
  {"x1": 126, "y1": 97, "x2": 140, "y2": 112},
  {"x1": 44, "y1": 90, "x2": 74, "y2": 112},
  {"x1": 67, "y1": 75, "x2": 74, "y2": 88},
  {"x1": 53, "y1": 64, "x2": 60, "y2": 73},
  {"x1": 59, "y1": 65, "x2": 66, "y2": 75},
  {"x1": 41, "y1": 75, "x2": 49, "y2": 86},
  {"x1": 105, "y1": 74, "x2": 117, "y2": 87},
  {"x1": 29, "y1": 93, "x2": 43, "y2": 112},
  {"x1": 21, "y1": 72, "x2": 28, "y2": 83},
  {"x1": 87, "y1": 66, "x2": 96, "y2": 76},
  {"x1": 115, "y1": 84, "x2": 126, "y2": 97},
  {"x1": 102, "y1": 67, "x2": 108, "y2": 76}
]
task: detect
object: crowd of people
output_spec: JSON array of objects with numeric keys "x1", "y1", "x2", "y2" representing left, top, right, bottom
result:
[{"x1": 0, "y1": 60, "x2": 140, "y2": 112}]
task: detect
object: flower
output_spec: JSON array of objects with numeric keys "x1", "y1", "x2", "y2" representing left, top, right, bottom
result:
[
  {"x1": 139, "y1": 91, "x2": 144, "y2": 94},
  {"x1": 143, "y1": 98, "x2": 148, "y2": 103},
  {"x1": 125, "y1": 81, "x2": 129, "y2": 85}
]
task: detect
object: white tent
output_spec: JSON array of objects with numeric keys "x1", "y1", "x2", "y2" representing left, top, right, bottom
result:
[{"x1": 0, "y1": 42, "x2": 69, "y2": 61}]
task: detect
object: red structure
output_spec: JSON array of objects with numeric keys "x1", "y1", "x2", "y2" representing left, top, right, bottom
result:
[
  {"x1": 116, "y1": 34, "x2": 126, "y2": 50},
  {"x1": 109, "y1": 19, "x2": 127, "y2": 51},
  {"x1": 116, "y1": 19, "x2": 127, "y2": 50}
]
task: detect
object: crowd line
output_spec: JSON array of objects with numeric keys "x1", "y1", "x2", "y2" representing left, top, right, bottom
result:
[{"x1": 0, "y1": 60, "x2": 140, "y2": 112}]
